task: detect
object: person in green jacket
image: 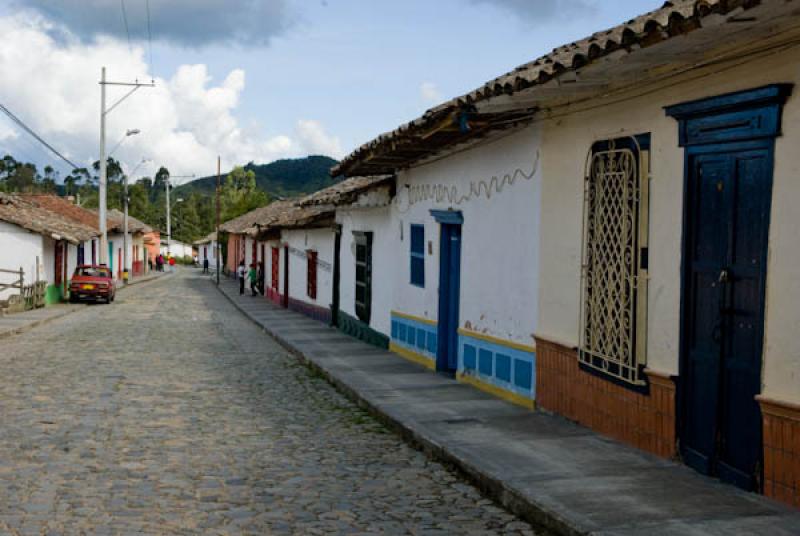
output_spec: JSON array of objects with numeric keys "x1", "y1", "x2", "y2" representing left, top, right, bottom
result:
[{"x1": 248, "y1": 263, "x2": 258, "y2": 297}]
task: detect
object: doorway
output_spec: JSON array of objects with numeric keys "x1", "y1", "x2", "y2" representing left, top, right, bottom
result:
[
  {"x1": 667, "y1": 85, "x2": 791, "y2": 492},
  {"x1": 432, "y1": 211, "x2": 463, "y2": 374}
]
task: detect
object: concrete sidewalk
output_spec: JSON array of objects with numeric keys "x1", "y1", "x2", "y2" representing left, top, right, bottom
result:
[
  {"x1": 0, "y1": 271, "x2": 167, "y2": 340},
  {"x1": 216, "y1": 277, "x2": 800, "y2": 535}
]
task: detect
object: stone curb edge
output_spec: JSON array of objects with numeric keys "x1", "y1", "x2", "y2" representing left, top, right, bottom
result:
[
  {"x1": 214, "y1": 280, "x2": 584, "y2": 536},
  {"x1": 0, "y1": 307, "x2": 80, "y2": 341}
]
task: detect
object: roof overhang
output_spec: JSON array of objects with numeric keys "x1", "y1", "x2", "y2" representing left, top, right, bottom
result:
[{"x1": 333, "y1": 0, "x2": 800, "y2": 177}]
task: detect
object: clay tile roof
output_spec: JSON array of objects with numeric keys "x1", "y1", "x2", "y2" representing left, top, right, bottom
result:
[
  {"x1": 0, "y1": 193, "x2": 98, "y2": 244},
  {"x1": 333, "y1": 0, "x2": 769, "y2": 177},
  {"x1": 297, "y1": 175, "x2": 394, "y2": 207},
  {"x1": 193, "y1": 231, "x2": 217, "y2": 246},
  {"x1": 220, "y1": 199, "x2": 299, "y2": 235},
  {"x1": 20, "y1": 194, "x2": 101, "y2": 231},
  {"x1": 106, "y1": 209, "x2": 152, "y2": 234}
]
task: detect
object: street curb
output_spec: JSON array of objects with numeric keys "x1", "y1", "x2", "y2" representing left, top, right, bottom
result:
[
  {"x1": 214, "y1": 281, "x2": 578, "y2": 536},
  {"x1": 0, "y1": 306, "x2": 79, "y2": 341}
]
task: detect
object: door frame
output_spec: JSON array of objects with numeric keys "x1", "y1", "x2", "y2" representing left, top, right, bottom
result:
[
  {"x1": 432, "y1": 210, "x2": 463, "y2": 375},
  {"x1": 282, "y1": 244, "x2": 289, "y2": 308},
  {"x1": 667, "y1": 84, "x2": 792, "y2": 490}
]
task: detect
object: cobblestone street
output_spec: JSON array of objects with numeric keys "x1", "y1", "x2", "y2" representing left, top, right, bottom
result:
[{"x1": 0, "y1": 270, "x2": 536, "y2": 535}]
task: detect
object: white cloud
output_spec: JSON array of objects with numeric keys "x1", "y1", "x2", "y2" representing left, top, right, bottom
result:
[
  {"x1": 466, "y1": 0, "x2": 597, "y2": 23},
  {"x1": 0, "y1": 13, "x2": 340, "y2": 180},
  {"x1": 420, "y1": 81, "x2": 442, "y2": 105},
  {"x1": 15, "y1": 0, "x2": 294, "y2": 47},
  {"x1": 295, "y1": 119, "x2": 344, "y2": 159}
]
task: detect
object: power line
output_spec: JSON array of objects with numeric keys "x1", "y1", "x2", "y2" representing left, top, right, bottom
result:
[
  {"x1": 146, "y1": 0, "x2": 154, "y2": 77},
  {"x1": 0, "y1": 102, "x2": 80, "y2": 170},
  {"x1": 120, "y1": 0, "x2": 132, "y2": 54}
]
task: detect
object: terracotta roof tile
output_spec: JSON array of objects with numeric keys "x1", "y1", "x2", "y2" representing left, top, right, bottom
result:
[{"x1": 0, "y1": 193, "x2": 98, "y2": 244}]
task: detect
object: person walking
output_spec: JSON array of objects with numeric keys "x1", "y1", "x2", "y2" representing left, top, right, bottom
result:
[
  {"x1": 237, "y1": 260, "x2": 246, "y2": 295},
  {"x1": 203, "y1": 257, "x2": 209, "y2": 274},
  {"x1": 248, "y1": 263, "x2": 258, "y2": 297}
]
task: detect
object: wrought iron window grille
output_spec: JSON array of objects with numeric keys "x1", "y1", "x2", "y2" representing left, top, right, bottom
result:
[{"x1": 579, "y1": 135, "x2": 650, "y2": 387}]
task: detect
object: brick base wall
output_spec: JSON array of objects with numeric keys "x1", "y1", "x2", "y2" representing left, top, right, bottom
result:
[
  {"x1": 758, "y1": 396, "x2": 800, "y2": 508},
  {"x1": 535, "y1": 336, "x2": 676, "y2": 459}
]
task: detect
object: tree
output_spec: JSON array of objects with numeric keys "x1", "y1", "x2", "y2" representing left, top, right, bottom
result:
[{"x1": 220, "y1": 165, "x2": 269, "y2": 222}]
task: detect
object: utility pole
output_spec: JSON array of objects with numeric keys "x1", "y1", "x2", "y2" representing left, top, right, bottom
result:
[
  {"x1": 165, "y1": 174, "x2": 171, "y2": 257},
  {"x1": 216, "y1": 156, "x2": 221, "y2": 286},
  {"x1": 98, "y1": 67, "x2": 154, "y2": 265},
  {"x1": 122, "y1": 157, "x2": 149, "y2": 283}
]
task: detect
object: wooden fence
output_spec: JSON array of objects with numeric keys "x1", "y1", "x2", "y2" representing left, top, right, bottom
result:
[{"x1": 0, "y1": 266, "x2": 46, "y2": 314}]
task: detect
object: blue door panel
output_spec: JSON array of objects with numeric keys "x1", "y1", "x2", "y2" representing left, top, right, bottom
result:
[{"x1": 436, "y1": 223, "x2": 461, "y2": 373}]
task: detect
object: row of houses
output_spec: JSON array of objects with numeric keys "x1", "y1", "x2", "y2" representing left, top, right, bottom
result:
[
  {"x1": 0, "y1": 193, "x2": 156, "y2": 304},
  {"x1": 219, "y1": 1, "x2": 800, "y2": 507}
]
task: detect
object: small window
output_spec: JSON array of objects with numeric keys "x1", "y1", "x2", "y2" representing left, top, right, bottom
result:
[
  {"x1": 307, "y1": 250, "x2": 318, "y2": 299},
  {"x1": 410, "y1": 224, "x2": 425, "y2": 287}
]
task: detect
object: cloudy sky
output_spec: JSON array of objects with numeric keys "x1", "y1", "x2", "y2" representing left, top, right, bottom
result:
[{"x1": 0, "y1": 0, "x2": 656, "y2": 183}]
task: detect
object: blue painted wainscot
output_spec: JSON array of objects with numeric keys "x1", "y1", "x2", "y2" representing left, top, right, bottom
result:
[
  {"x1": 390, "y1": 311, "x2": 438, "y2": 370},
  {"x1": 457, "y1": 328, "x2": 536, "y2": 409}
]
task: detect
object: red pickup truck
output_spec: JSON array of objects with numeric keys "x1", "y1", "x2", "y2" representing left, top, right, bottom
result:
[{"x1": 69, "y1": 265, "x2": 116, "y2": 304}]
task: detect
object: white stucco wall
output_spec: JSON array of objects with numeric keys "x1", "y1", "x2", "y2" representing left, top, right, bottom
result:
[
  {"x1": 199, "y1": 241, "x2": 219, "y2": 268},
  {"x1": 0, "y1": 221, "x2": 45, "y2": 300},
  {"x1": 282, "y1": 228, "x2": 335, "y2": 309},
  {"x1": 536, "y1": 48, "x2": 800, "y2": 402},
  {"x1": 337, "y1": 205, "x2": 395, "y2": 336},
  {"x1": 392, "y1": 123, "x2": 542, "y2": 347},
  {"x1": 160, "y1": 241, "x2": 194, "y2": 259}
]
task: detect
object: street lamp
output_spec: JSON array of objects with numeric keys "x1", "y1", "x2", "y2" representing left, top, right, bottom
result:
[
  {"x1": 98, "y1": 67, "x2": 154, "y2": 266},
  {"x1": 109, "y1": 128, "x2": 141, "y2": 157}
]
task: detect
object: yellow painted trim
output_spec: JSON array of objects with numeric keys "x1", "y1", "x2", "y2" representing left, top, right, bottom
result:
[
  {"x1": 457, "y1": 372, "x2": 535, "y2": 410},
  {"x1": 389, "y1": 342, "x2": 436, "y2": 371},
  {"x1": 391, "y1": 310, "x2": 437, "y2": 326},
  {"x1": 457, "y1": 328, "x2": 536, "y2": 354}
]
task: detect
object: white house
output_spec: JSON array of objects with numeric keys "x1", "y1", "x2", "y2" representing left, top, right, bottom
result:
[
  {"x1": 331, "y1": 0, "x2": 800, "y2": 507},
  {"x1": 194, "y1": 231, "x2": 220, "y2": 273},
  {"x1": 159, "y1": 239, "x2": 194, "y2": 260},
  {"x1": 106, "y1": 209, "x2": 151, "y2": 279},
  {"x1": 0, "y1": 193, "x2": 97, "y2": 305}
]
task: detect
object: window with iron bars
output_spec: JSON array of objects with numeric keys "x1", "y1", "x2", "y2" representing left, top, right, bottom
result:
[{"x1": 579, "y1": 135, "x2": 650, "y2": 387}]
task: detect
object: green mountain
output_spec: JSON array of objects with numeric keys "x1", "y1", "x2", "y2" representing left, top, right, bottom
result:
[{"x1": 173, "y1": 155, "x2": 340, "y2": 199}]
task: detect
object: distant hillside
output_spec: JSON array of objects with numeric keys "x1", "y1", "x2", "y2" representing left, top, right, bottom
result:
[{"x1": 174, "y1": 155, "x2": 340, "y2": 199}]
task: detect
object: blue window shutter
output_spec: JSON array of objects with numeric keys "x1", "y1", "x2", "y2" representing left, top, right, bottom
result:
[{"x1": 410, "y1": 224, "x2": 425, "y2": 287}]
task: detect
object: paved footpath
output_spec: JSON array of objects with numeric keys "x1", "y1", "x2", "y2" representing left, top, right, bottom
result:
[
  {"x1": 0, "y1": 269, "x2": 536, "y2": 535},
  {"x1": 216, "y1": 276, "x2": 800, "y2": 536}
]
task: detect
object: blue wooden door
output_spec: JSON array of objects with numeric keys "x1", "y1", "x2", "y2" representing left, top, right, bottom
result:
[
  {"x1": 681, "y1": 143, "x2": 772, "y2": 491},
  {"x1": 436, "y1": 223, "x2": 461, "y2": 373}
]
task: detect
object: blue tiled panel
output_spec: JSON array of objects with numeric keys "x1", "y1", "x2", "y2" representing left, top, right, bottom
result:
[
  {"x1": 463, "y1": 344, "x2": 477, "y2": 370},
  {"x1": 427, "y1": 332, "x2": 437, "y2": 354},
  {"x1": 514, "y1": 360, "x2": 533, "y2": 391},
  {"x1": 478, "y1": 349, "x2": 493, "y2": 376},
  {"x1": 458, "y1": 332, "x2": 536, "y2": 401},
  {"x1": 406, "y1": 326, "x2": 416, "y2": 345},
  {"x1": 390, "y1": 313, "x2": 438, "y2": 363},
  {"x1": 416, "y1": 329, "x2": 426, "y2": 350},
  {"x1": 495, "y1": 353, "x2": 511, "y2": 382}
]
